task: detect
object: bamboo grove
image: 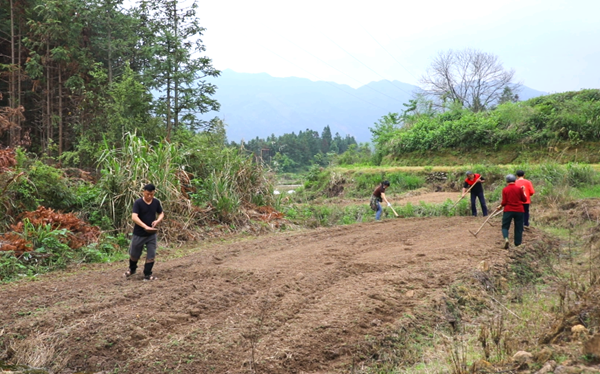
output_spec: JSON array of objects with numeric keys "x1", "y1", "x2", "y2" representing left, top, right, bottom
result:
[{"x1": 0, "y1": 0, "x2": 220, "y2": 165}]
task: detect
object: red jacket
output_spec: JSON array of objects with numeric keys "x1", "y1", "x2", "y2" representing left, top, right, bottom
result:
[
  {"x1": 464, "y1": 174, "x2": 485, "y2": 194},
  {"x1": 515, "y1": 178, "x2": 535, "y2": 204},
  {"x1": 501, "y1": 183, "x2": 527, "y2": 212}
]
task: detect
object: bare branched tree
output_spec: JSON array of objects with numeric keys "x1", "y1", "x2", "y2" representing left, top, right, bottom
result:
[{"x1": 420, "y1": 48, "x2": 520, "y2": 112}]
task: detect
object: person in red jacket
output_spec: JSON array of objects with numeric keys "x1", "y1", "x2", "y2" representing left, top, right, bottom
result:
[
  {"x1": 462, "y1": 171, "x2": 488, "y2": 216},
  {"x1": 497, "y1": 174, "x2": 527, "y2": 249},
  {"x1": 514, "y1": 170, "x2": 535, "y2": 229}
]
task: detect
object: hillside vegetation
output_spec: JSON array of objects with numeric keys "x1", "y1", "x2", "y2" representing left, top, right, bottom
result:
[{"x1": 369, "y1": 90, "x2": 600, "y2": 165}]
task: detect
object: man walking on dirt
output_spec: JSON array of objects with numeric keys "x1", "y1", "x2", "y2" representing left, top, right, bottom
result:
[
  {"x1": 124, "y1": 183, "x2": 164, "y2": 281},
  {"x1": 515, "y1": 170, "x2": 535, "y2": 230},
  {"x1": 371, "y1": 180, "x2": 392, "y2": 221},
  {"x1": 462, "y1": 171, "x2": 488, "y2": 216},
  {"x1": 498, "y1": 174, "x2": 527, "y2": 249}
]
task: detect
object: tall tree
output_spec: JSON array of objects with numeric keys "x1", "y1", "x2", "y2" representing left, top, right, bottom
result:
[
  {"x1": 420, "y1": 48, "x2": 520, "y2": 112},
  {"x1": 24, "y1": 0, "x2": 101, "y2": 155},
  {"x1": 88, "y1": 0, "x2": 138, "y2": 84},
  {"x1": 370, "y1": 112, "x2": 401, "y2": 151},
  {"x1": 321, "y1": 125, "x2": 332, "y2": 153},
  {"x1": 0, "y1": 0, "x2": 28, "y2": 147},
  {"x1": 136, "y1": 0, "x2": 220, "y2": 140},
  {"x1": 498, "y1": 86, "x2": 520, "y2": 104}
]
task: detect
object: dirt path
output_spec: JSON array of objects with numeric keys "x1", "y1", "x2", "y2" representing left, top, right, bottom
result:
[
  {"x1": 392, "y1": 191, "x2": 458, "y2": 205},
  {"x1": 330, "y1": 191, "x2": 459, "y2": 208},
  {"x1": 0, "y1": 216, "x2": 525, "y2": 373}
]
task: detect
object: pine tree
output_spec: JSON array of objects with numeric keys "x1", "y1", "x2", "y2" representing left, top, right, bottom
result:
[
  {"x1": 321, "y1": 125, "x2": 332, "y2": 153},
  {"x1": 135, "y1": 0, "x2": 220, "y2": 140}
]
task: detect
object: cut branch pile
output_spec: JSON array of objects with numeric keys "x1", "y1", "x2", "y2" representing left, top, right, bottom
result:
[
  {"x1": 62, "y1": 168, "x2": 96, "y2": 183},
  {"x1": 0, "y1": 148, "x2": 17, "y2": 171},
  {"x1": 0, "y1": 231, "x2": 29, "y2": 254},
  {"x1": 246, "y1": 204, "x2": 284, "y2": 222},
  {"x1": 0, "y1": 206, "x2": 101, "y2": 255},
  {"x1": 0, "y1": 101, "x2": 24, "y2": 136}
]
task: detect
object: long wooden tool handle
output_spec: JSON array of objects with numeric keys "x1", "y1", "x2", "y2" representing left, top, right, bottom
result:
[
  {"x1": 389, "y1": 205, "x2": 399, "y2": 217},
  {"x1": 486, "y1": 204, "x2": 504, "y2": 226},
  {"x1": 473, "y1": 208, "x2": 503, "y2": 236},
  {"x1": 451, "y1": 176, "x2": 480, "y2": 209}
]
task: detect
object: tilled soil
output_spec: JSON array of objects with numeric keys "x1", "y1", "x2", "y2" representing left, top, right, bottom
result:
[
  {"x1": 0, "y1": 213, "x2": 521, "y2": 374},
  {"x1": 330, "y1": 191, "x2": 459, "y2": 208}
]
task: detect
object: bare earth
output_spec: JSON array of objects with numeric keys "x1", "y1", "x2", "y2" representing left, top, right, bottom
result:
[
  {"x1": 0, "y1": 194, "x2": 523, "y2": 373},
  {"x1": 394, "y1": 191, "x2": 458, "y2": 206},
  {"x1": 332, "y1": 191, "x2": 459, "y2": 209}
]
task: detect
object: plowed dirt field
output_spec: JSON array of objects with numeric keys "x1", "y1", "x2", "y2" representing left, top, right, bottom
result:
[{"x1": 1, "y1": 198, "x2": 530, "y2": 373}]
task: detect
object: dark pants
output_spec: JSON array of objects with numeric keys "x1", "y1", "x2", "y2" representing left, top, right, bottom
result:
[
  {"x1": 470, "y1": 191, "x2": 488, "y2": 217},
  {"x1": 523, "y1": 204, "x2": 530, "y2": 226},
  {"x1": 502, "y1": 211, "x2": 524, "y2": 246}
]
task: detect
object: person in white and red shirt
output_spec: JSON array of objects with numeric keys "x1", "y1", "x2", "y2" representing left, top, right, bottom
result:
[{"x1": 514, "y1": 170, "x2": 535, "y2": 229}]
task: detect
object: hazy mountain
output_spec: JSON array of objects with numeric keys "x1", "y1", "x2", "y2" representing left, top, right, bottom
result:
[{"x1": 201, "y1": 69, "x2": 546, "y2": 143}]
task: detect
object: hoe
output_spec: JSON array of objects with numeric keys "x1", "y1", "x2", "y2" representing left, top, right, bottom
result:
[{"x1": 469, "y1": 208, "x2": 503, "y2": 237}]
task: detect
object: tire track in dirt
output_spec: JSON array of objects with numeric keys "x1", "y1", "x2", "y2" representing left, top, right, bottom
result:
[{"x1": 0, "y1": 215, "x2": 519, "y2": 373}]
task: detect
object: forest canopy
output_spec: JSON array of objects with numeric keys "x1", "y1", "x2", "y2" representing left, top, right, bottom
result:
[{"x1": 0, "y1": 0, "x2": 219, "y2": 165}]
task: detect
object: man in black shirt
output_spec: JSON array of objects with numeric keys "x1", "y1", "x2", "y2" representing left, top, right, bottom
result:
[{"x1": 124, "y1": 183, "x2": 164, "y2": 281}]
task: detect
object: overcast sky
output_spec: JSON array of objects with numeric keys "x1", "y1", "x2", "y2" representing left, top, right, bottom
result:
[{"x1": 185, "y1": 0, "x2": 599, "y2": 93}]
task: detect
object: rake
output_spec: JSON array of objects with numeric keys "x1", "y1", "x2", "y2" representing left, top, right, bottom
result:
[{"x1": 469, "y1": 208, "x2": 503, "y2": 237}]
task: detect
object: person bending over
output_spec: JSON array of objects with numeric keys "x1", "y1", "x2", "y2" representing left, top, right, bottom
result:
[
  {"x1": 462, "y1": 171, "x2": 488, "y2": 217},
  {"x1": 371, "y1": 180, "x2": 391, "y2": 221}
]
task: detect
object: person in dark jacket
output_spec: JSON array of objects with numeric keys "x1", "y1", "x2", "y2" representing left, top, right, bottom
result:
[
  {"x1": 498, "y1": 174, "x2": 527, "y2": 249},
  {"x1": 124, "y1": 184, "x2": 164, "y2": 280},
  {"x1": 371, "y1": 180, "x2": 391, "y2": 221},
  {"x1": 462, "y1": 171, "x2": 488, "y2": 216}
]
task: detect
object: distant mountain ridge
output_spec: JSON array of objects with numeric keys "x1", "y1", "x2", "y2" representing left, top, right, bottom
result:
[{"x1": 202, "y1": 69, "x2": 547, "y2": 143}]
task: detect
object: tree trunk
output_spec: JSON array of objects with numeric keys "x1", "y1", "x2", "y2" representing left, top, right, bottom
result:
[
  {"x1": 17, "y1": 16, "x2": 22, "y2": 140},
  {"x1": 107, "y1": 14, "x2": 112, "y2": 84},
  {"x1": 9, "y1": 0, "x2": 16, "y2": 147},
  {"x1": 166, "y1": 74, "x2": 171, "y2": 141},
  {"x1": 46, "y1": 40, "x2": 51, "y2": 151},
  {"x1": 173, "y1": 1, "x2": 179, "y2": 133},
  {"x1": 58, "y1": 67, "x2": 63, "y2": 156}
]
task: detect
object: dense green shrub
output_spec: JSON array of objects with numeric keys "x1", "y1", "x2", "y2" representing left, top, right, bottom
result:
[
  {"x1": 1, "y1": 158, "x2": 79, "y2": 229},
  {"x1": 190, "y1": 147, "x2": 273, "y2": 223},
  {"x1": 377, "y1": 89, "x2": 600, "y2": 158},
  {"x1": 15, "y1": 161, "x2": 78, "y2": 211},
  {"x1": 349, "y1": 172, "x2": 424, "y2": 198},
  {"x1": 96, "y1": 132, "x2": 190, "y2": 230}
]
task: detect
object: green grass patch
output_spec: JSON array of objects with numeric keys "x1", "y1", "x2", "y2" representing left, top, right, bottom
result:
[
  {"x1": 282, "y1": 204, "x2": 372, "y2": 227},
  {"x1": 574, "y1": 185, "x2": 600, "y2": 198}
]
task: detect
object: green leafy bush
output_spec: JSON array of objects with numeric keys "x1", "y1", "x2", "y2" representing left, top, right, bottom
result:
[
  {"x1": 190, "y1": 146, "x2": 274, "y2": 223},
  {"x1": 11, "y1": 161, "x2": 77, "y2": 212},
  {"x1": 349, "y1": 171, "x2": 424, "y2": 198},
  {"x1": 376, "y1": 89, "x2": 600, "y2": 158}
]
